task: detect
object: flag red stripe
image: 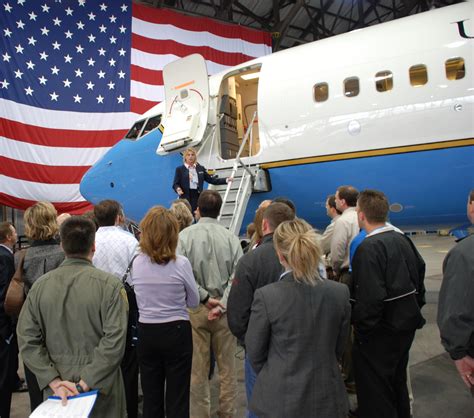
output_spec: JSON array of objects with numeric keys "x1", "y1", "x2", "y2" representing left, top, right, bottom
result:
[
  {"x1": 0, "y1": 118, "x2": 127, "y2": 148},
  {"x1": 0, "y1": 193, "x2": 92, "y2": 214},
  {"x1": 132, "y1": 3, "x2": 272, "y2": 47},
  {"x1": 130, "y1": 97, "x2": 159, "y2": 115},
  {"x1": 132, "y1": 34, "x2": 256, "y2": 66},
  {"x1": 0, "y1": 156, "x2": 89, "y2": 184},
  {"x1": 131, "y1": 65, "x2": 164, "y2": 86}
]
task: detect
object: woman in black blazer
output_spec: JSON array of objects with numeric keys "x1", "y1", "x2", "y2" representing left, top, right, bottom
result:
[
  {"x1": 245, "y1": 218, "x2": 351, "y2": 418},
  {"x1": 172, "y1": 148, "x2": 231, "y2": 214}
]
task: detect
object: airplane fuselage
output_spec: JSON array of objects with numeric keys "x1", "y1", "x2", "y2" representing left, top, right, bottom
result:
[{"x1": 81, "y1": 2, "x2": 474, "y2": 231}]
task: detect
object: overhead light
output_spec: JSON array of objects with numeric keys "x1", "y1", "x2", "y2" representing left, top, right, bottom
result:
[{"x1": 241, "y1": 72, "x2": 259, "y2": 80}]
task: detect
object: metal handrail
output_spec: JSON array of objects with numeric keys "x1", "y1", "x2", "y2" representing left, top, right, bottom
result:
[
  {"x1": 203, "y1": 113, "x2": 224, "y2": 169},
  {"x1": 248, "y1": 118, "x2": 254, "y2": 158},
  {"x1": 219, "y1": 111, "x2": 257, "y2": 221}
]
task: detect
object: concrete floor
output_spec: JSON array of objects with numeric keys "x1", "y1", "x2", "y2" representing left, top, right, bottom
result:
[{"x1": 10, "y1": 235, "x2": 474, "y2": 417}]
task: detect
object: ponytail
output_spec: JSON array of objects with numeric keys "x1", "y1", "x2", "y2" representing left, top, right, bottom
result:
[{"x1": 274, "y1": 218, "x2": 322, "y2": 285}]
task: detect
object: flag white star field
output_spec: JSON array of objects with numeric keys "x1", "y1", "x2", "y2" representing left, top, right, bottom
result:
[{"x1": 0, "y1": 0, "x2": 271, "y2": 213}]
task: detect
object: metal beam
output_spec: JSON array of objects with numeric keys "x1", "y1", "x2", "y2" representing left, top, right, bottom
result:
[
  {"x1": 233, "y1": 1, "x2": 272, "y2": 29},
  {"x1": 351, "y1": 1, "x2": 384, "y2": 30},
  {"x1": 272, "y1": 0, "x2": 280, "y2": 25},
  {"x1": 306, "y1": 3, "x2": 358, "y2": 25},
  {"x1": 330, "y1": 0, "x2": 348, "y2": 33},
  {"x1": 370, "y1": 0, "x2": 383, "y2": 24},
  {"x1": 396, "y1": 0, "x2": 420, "y2": 17},
  {"x1": 296, "y1": 0, "x2": 336, "y2": 44},
  {"x1": 216, "y1": 0, "x2": 234, "y2": 20},
  {"x1": 273, "y1": 0, "x2": 305, "y2": 51}
]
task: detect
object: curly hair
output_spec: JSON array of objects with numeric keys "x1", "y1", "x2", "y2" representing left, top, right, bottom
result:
[
  {"x1": 24, "y1": 201, "x2": 59, "y2": 241},
  {"x1": 170, "y1": 201, "x2": 193, "y2": 231}
]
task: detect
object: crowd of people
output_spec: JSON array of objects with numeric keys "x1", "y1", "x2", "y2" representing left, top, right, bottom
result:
[{"x1": 0, "y1": 183, "x2": 473, "y2": 418}]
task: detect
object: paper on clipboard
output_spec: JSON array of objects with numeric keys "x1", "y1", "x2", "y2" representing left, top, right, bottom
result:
[{"x1": 30, "y1": 390, "x2": 98, "y2": 418}]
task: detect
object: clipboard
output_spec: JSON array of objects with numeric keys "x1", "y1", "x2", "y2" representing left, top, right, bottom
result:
[{"x1": 30, "y1": 390, "x2": 98, "y2": 418}]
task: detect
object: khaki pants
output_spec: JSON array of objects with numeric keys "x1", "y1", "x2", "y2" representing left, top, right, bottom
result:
[{"x1": 189, "y1": 305, "x2": 236, "y2": 418}]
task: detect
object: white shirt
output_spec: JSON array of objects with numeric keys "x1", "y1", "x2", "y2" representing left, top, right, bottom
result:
[
  {"x1": 185, "y1": 163, "x2": 199, "y2": 190},
  {"x1": 93, "y1": 226, "x2": 139, "y2": 279},
  {"x1": 319, "y1": 215, "x2": 340, "y2": 256},
  {"x1": 330, "y1": 207, "x2": 359, "y2": 274}
]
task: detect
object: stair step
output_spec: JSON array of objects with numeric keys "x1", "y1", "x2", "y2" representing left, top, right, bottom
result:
[
  {"x1": 209, "y1": 165, "x2": 261, "y2": 235},
  {"x1": 212, "y1": 168, "x2": 246, "y2": 177},
  {"x1": 212, "y1": 179, "x2": 243, "y2": 190},
  {"x1": 219, "y1": 217, "x2": 232, "y2": 229},
  {"x1": 221, "y1": 205, "x2": 236, "y2": 216}
]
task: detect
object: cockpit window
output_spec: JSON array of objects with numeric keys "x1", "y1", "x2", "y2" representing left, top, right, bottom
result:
[
  {"x1": 125, "y1": 120, "x2": 145, "y2": 140},
  {"x1": 141, "y1": 115, "x2": 162, "y2": 136}
]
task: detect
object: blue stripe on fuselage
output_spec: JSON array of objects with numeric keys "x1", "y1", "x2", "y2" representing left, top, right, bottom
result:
[
  {"x1": 243, "y1": 145, "x2": 474, "y2": 232},
  {"x1": 80, "y1": 130, "x2": 473, "y2": 232}
]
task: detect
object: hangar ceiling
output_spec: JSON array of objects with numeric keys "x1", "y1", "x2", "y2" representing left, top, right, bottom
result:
[{"x1": 136, "y1": 0, "x2": 461, "y2": 50}]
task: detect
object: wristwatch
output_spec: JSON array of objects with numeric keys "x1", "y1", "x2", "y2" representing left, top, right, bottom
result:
[{"x1": 76, "y1": 383, "x2": 84, "y2": 394}]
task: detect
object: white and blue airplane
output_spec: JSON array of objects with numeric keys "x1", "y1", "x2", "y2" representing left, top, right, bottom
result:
[{"x1": 80, "y1": 1, "x2": 473, "y2": 233}]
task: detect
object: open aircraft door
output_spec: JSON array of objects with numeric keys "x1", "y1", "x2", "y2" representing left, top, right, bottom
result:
[{"x1": 157, "y1": 54, "x2": 210, "y2": 155}]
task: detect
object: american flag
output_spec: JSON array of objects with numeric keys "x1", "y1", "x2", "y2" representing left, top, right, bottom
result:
[{"x1": 0, "y1": 0, "x2": 272, "y2": 214}]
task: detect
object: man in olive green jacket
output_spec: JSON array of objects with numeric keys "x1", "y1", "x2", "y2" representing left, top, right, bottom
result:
[{"x1": 17, "y1": 216, "x2": 128, "y2": 418}]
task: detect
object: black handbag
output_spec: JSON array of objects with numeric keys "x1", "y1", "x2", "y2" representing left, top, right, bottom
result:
[{"x1": 122, "y1": 255, "x2": 139, "y2": 348}]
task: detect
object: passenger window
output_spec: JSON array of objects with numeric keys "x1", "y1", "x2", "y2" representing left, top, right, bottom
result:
[
  {"x1": 375, "y1": 71, "x2": 393, "y2": 92},
  {"x1": 409, "y1": 65, "x2": 428, "y2": 86},
  {"x1": 314, "y1": 83, "x2": 329, "y2": 102},
  {"x1": 445, "y1": 57, "x2": 465, "y2": 80},
  {"x1": 344, "y1": 77, "x2": 359, "y2": 97},
  {"x1": 125, "y1": 120, "x2": 145, "y2": 140}
]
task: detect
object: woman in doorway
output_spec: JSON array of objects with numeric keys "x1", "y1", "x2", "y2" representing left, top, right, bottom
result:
[{"x1": 172, "y1": 148, "x2": 232, "y2": 215}]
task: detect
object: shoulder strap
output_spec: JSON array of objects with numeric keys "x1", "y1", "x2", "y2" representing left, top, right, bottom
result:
[{"x1": 122, "y1": 254, "x2": 139, "y2": 284}]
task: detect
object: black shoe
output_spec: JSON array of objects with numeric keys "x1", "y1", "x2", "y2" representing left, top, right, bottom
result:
[{"x1": 14, "y1": 381, "x2": 28, "y2": 393}]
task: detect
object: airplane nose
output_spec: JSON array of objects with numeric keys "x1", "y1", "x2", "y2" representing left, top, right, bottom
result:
[
  {"x1": 80, "y1": 130, "x2": 184, "y2": 222},
  {"x1": 79, "y1": 139, "x2": 129, "y2": 203}
]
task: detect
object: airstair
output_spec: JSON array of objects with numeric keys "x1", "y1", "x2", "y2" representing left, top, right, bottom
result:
[{"x1": 209, "y1": 112, "x2": 270, "y2": 235}]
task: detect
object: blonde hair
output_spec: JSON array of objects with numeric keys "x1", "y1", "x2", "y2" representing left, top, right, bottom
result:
[
  {"x1": 273, "y1": 218, "x2": 322, "y2": 286},
  {"x1": 182, "y1": 147, "x2": 197, "y2": 163},
  {"x1": 139, "y1": 206, "x2": 178, "y2": 264},
  {"x1": 170, "y1": 201, "x2": 193, "y2": 231},
  {"x1": 24, "y1": 201, "x2": 59, "y2": 240}
]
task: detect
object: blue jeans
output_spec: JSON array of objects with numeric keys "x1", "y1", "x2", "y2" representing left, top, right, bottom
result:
[{"x1": 245, "y1": 354, "x2": 258, "y2": 418}]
